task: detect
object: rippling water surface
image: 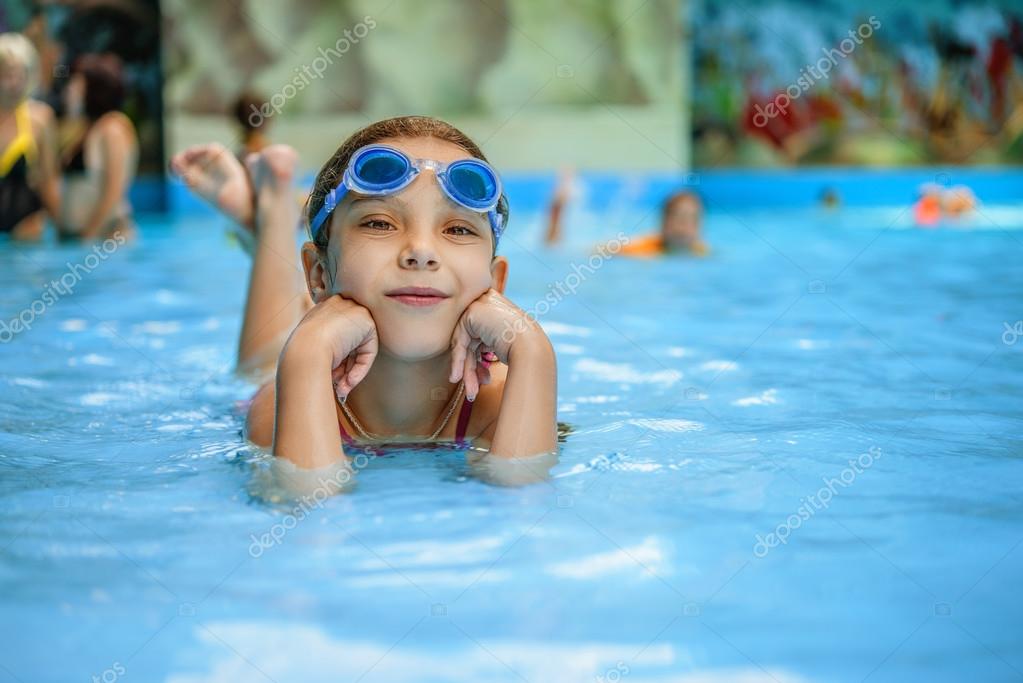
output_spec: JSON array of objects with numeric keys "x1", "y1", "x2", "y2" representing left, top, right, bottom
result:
[{"x1": 1, "y1": 204, "x2": 1021, "y2": 682}]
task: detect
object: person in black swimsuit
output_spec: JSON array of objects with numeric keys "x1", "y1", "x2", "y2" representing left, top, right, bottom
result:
[{"x1": 0, "y1": 32, "x2": 59, "y2": 239}]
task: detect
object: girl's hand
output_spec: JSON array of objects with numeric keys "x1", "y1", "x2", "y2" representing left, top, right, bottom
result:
[
  {"x1": 449, "y1": 289, "x2": 540, "y2": 401},
  {"x1": 288, "y1": 294, "x2": 379, "y2": 400}
]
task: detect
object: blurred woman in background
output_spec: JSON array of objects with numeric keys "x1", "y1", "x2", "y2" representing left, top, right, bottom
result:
[
  {"x1": 59, "y1": 53, "x2": 137, "y2": 240},
  {"x1": 0, "y1": 32, "x2": 60, "y2": 241}
]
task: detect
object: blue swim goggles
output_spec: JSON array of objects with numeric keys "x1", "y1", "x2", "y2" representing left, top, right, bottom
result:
[{"x1": 308, "y1": 144, "x2": 505, "y2": 243}]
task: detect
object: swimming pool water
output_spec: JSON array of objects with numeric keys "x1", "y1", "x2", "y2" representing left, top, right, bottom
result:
[{"x1": 1, "y1": 198, "x2": 1022, "y2": 682}]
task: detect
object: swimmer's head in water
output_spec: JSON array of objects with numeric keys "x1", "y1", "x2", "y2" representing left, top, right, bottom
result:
[
  {"x1": 661, "y1": 190, "x2": 703, "y2": 249},
  {"x1": 0, "y1": 33, "x2": 39, "y2": 109},
  {"x1": 301, "y1": 116, "x2": 509, "y2": 360},
  {"x1": 943, "y1": 185, "x2": 976, "y2": 216}
]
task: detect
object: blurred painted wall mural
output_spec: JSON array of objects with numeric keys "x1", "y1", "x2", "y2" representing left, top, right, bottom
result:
[
  {"x1": 691, "y1": 0, "x2": 1023, "y2": 166},
  {"x1": 159, "y1": 0, "x2": 685, "y2": 170},
  {"x1": 161, "y1": 0, "x2": 681, "y2": 115}
]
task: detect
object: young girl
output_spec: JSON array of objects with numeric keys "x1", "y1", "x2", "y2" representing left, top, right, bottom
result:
[{"x1": 172, "y1": 116, "x2": 558, "y2": 475}]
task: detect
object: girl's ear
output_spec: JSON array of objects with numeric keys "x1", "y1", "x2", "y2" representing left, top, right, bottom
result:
[
  {"x1": 490, "y1": 255, "x2": 509, "y2": 293},
  {"x1": 301, "y1": 242, "x2": 332, "y2": 302}
]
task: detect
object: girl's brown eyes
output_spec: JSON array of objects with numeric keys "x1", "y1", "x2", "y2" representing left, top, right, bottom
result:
[{"x1": 357, "y1": 220, "x2": 478, "y2": 237}]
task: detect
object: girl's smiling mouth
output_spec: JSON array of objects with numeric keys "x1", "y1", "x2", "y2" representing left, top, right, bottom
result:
[{"x1": 385, "y1": 286, "x2": 451, "y2": 307}]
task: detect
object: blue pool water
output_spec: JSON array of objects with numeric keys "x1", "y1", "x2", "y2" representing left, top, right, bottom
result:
[{"x1": 1, "y1": 188, "x2": 1022, "y2": 682}]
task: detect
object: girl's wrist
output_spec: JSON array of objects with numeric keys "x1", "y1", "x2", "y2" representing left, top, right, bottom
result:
[
  {"x1": 279, "y1": 324, "x2": 333, "y2": 371},
  {"x1": 507, "y1": 330, "x2": 554, "y2": 366}
]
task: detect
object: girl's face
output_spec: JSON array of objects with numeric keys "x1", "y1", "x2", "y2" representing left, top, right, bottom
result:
[{"x1": 310, "y1": 136, "x2": 502, "y2": 359}]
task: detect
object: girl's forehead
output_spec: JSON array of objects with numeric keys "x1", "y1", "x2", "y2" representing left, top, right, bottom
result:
[{"x1": 374, "y1": 136, "x2": 474, "y2": 165}]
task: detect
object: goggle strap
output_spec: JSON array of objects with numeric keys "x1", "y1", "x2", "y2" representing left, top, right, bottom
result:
[{"x1": 489, "y1": 209, "x2": 503, "y2": 238}]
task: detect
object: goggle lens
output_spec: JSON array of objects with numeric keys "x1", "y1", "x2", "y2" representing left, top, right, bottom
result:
[
  {"x1": 353, "y1": 150, "x2": 408, "y2": 188},
  {"x1": 448, "y1": 163, "x2": 497, "y2": 205}
]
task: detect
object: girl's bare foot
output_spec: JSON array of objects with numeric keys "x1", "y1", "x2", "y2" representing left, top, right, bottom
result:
[
  {"x1": 245, "y1": 144, "x2": 298, "y2": 200},
  {"x1": 245, "y1": 145, "x2": 299, "y2": 233},
  {"x1": 171, "y1": 143, "x2": 254, "y2": 229}
]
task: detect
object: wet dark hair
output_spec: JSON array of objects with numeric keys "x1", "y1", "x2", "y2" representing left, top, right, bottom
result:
[
  {"x1": 74, "y1": 53, "x2": 125, "y2": 120},
  {"x1": 232, "y1": 90, "x2": 268, "y2": 133},
  {"x1": 305, "y1": 115, "x2": 509, "y2": 254}
]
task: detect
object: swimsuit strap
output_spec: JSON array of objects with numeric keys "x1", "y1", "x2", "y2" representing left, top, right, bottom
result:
[
  {"x1": 0, "y1": 101, "x2": 37, "y2": 177},
  {"x1": 454, "y1": 396, "x2": 474, "y2": 447}
]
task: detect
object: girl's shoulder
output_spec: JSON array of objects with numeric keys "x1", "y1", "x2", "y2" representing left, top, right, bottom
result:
[{"x1": 245, "y1": 380, "x2": 276, "y2": 448}]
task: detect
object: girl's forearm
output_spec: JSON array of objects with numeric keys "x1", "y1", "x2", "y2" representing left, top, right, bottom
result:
[
  {"x1": 274, "y1": 332, "x2": 347, "y2": 468},
  {"x1": 490, "y1": 333, "x2": 558, "y2": 458}
]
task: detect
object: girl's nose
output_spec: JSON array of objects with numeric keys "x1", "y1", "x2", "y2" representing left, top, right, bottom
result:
[{"x1": 399, "y1": 234, "x2": 440, "y2": 270}]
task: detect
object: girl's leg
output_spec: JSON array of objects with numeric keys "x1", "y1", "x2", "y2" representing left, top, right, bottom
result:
[{"x1": 236, "y1": 146, "x2": 312, "y2": 377}]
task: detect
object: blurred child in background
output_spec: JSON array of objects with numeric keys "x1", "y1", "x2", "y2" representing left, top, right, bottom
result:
[{"x1": 547, "y1": 169, "x2": 708, "y2": 257}]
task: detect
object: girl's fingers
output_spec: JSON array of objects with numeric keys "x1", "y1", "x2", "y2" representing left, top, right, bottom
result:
[
  {"x1": 463, "y1": 346, "x2": 479, "y2": 401},
  {"x1": 449, "y1": 342, "x2": 465, "y2": 383},
  {"x1": 449, "y1": 321, "x2": 470, "y2": 383},
  {"x1": 332, "y1": 358, "x2": 350, "y2": 400},
  {"x1": 345, "y1": 352, "x2": 374, "y2": 392},
  {"x1": 334, "y1": 336, "x2": 377, "y2": 400}
]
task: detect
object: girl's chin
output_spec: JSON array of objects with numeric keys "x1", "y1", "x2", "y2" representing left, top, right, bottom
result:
[
  {"x1": 379, "y1": 344, "x2": 451, "y2": 362},
  {"x1": 376, "y1": 332, "x2": 452, "y2": 362}
]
